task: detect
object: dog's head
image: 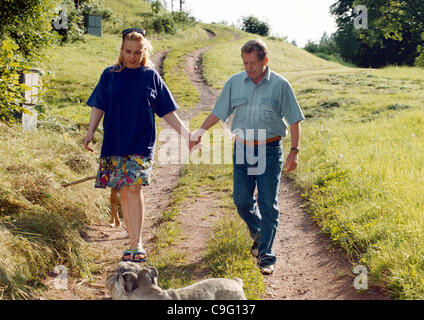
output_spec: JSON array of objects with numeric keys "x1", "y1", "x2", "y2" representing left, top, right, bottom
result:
[{"x1": 106, "y1": 262, "x2": 160, "y2": 300}]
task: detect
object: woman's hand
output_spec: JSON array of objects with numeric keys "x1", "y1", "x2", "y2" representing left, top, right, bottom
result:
[
  {"x1": 84, "y1": 132, "x2": 94, "y2": 152},
  {"x1": 84, "y1": 107, "x2": 104, "y2": 152}
]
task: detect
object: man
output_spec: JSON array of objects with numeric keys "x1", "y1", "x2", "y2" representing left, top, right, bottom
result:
[{"x1": 194, "y1": 39, "x2": 305, "y2": 274}]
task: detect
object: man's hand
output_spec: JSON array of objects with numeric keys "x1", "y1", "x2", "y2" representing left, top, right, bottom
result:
[{"x1": 284, "y1": 150, "x2": 298, "y2": 172}]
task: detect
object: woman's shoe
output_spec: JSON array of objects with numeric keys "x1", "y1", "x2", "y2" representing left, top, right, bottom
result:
[
  {"x1": 132, "y1": 249, "x2": 148, "y2": 263},
  {"x1": 122, "y1": 249, "x2": 134, "y2": 262}
]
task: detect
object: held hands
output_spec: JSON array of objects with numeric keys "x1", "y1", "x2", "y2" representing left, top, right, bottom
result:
[{"x1": 188, "y1": 128, "x2": 205, "y2": 152}]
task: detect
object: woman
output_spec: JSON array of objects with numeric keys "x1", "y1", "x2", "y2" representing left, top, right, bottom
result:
[{"x1": 84, "y1": 28, "x2": 197, "y2": 262}]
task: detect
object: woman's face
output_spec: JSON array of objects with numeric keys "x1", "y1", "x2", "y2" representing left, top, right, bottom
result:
[{"x1": 122, "y1": 40, "x2": 145, "y2": 69}]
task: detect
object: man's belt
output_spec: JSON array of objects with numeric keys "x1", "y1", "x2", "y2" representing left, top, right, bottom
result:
[{"x1": 234, "y1": 135, "x2": 281, "y2": 146}]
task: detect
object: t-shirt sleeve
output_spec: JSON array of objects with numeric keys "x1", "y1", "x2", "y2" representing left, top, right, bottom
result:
[
  {"x1": 212, "y1": 79, "x2": 232, "y2": 121},
  {"x1": 86, "y1": 69, "x2": 108, "y2": 112},
  {"x1": 281, "y1": 81, "x2": 305, "y2": 125},
  {"x1": 152, "y1": 72, "x2": 178, "y2": 118}
]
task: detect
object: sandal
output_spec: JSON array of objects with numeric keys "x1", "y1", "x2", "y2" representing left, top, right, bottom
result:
[
  {"x1": 132, "y1": 249, "x2": 148, "y2": 263},
  {"x1": 122, "y1": 249, "x2": 134, "y2": 262}
]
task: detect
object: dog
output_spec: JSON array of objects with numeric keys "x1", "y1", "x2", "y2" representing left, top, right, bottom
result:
[
  {"x1": 106, "y1": 262, "x2": 247, "y2": 300},
  {"x1": 109, "y1": 188, "x2": 121, "y2": 227}
]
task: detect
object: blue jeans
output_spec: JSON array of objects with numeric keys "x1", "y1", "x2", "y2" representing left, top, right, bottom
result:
[{"x1": 232, "y1": 139, "x2": 283, "y2": 267}]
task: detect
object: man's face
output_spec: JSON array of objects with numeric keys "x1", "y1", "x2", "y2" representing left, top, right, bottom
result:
[
  {"x1": 242, "y1": 51, "x2": 268, "y2": 81},
  {"x1": 122, "y1": 40, "x2": 145, "y2": 69}
]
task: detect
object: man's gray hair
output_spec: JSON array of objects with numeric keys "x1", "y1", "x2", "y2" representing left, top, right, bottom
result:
[{"x1": 241, "y1": 39, "x2": 268, "y2": 61}]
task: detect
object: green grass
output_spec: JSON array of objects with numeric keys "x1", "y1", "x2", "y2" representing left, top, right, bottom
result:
[
  {"x1": 102, "y1": 0, "x2": 152, "y2": 34},
  {"x1": 291, "y1": 67, "x2": 424, "y2": 299},
  {"x1": 0, "y1": 121, "x2": 109, "y2": 299}
]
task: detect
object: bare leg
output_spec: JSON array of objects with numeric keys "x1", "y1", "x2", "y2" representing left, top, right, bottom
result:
[{"x1": 119, "y1": 185, "x2": 145, "y2": 252}]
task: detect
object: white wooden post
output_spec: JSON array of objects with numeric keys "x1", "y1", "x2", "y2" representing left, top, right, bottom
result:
[{"x1": 20, "y1": 68, "x2": 41, "y2": 131}]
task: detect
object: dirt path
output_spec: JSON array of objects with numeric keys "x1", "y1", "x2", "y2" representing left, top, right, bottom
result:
[
  {"x1": 261, "y1": 176, "x2": 388, "y2": 299},
  {"x1": 37, "y1": 42, "x2": 389, "y2": 300}
]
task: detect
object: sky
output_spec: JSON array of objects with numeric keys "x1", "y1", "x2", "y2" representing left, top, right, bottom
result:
[{"x1": 182, "y1": 0, "x2": 338, "y2": 48}]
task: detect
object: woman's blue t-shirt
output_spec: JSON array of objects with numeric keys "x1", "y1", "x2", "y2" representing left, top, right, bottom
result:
[{"x1": 86, "y1": 66, "x2": 178, "y2": 159}]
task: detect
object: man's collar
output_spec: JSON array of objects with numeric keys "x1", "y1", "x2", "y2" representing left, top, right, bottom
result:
[{"x1": 244, "y1": 66, "x2": 271, "y2": 83}]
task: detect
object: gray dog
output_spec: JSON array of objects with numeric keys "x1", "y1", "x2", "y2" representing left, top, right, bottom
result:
[{"x1": 106, "y1": 262, "x2": 247, "y2": 300}]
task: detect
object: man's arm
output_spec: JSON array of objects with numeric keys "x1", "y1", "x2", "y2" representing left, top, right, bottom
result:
[{"x1": 192, "y1": 113, "x2": 221, "y2": 143}]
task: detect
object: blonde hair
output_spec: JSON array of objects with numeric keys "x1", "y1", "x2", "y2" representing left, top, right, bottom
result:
[{"x1": 113, "y1": 31, "x2": 155, "y2": 72}]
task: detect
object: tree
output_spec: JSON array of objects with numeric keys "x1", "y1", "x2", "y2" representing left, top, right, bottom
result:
[
  {"x1": 241, "y1": 16, "x2": 270, "y2": 37},
  {"x1": 304, "y1": 32, "x2": 339, "y2": 57},
  {"x1": 330, "y1": 0, "x2": 424, "y2": 67}
]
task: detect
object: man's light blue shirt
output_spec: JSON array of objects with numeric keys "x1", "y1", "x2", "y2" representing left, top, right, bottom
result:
[{"x1": 212, "y1": 67, "x2": 305, "y2": 140}]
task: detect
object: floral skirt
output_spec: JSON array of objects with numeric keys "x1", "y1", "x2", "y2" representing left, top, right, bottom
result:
[{"x1": 95, "y1": 155, "x2": 153, "y2": 189}]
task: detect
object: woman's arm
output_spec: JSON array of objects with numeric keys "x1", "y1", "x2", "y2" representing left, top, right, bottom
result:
[
  {"x1": 162, "y1": 111, "x2": 199, "y2": 151},
  {"x1": 84, "y1": 107, "x2": 104, "y2": 152}
]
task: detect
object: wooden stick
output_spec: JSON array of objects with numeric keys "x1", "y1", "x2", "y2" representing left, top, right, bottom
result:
[{"x1": 62, "y1": 176, "x2": 96, "y2": 188}]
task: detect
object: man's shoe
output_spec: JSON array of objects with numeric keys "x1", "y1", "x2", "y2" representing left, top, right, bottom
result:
[{"x1": 260, "y1": 264, "x2": 274, "y2": 275}]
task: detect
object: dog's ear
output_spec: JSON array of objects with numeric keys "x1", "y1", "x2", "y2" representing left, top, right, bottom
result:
[
  {"x1": 137, "y1": 268, "x2": 156, "y2": 287},
  {"x1": 122, "y1": 271, "x2": 139, "y2": 294},
  {"x1": 148, "y1": 267, "x2": 158, "y2": 285}
]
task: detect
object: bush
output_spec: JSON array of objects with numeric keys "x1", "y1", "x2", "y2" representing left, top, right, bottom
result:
[
  {"x1": 0, "y1": 39, "x2": 32, "y2": 124},
  {"x1": 0, "y1": 0, "x2": 59, "y2": 61},
  {"x1": 241, "y1": 16, "x2": 270, "y2": 37},
  {"x1": 79, "y1": 0, "x2": 113, "y2": 20},
  {"x1": 141, "y1": 10, "x2": 195, "y2": 35},
  {"x1": 415, "y1": 45, "x2": 424, "y2": 67}
]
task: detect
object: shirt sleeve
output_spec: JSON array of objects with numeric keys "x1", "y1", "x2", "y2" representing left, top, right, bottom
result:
[
  {"x1": 212, "y1": 79, "x2": 233, "y2": 121},
  {"x1": 86, "y1": 69, "x2": 108, "y2": 112},
  {"x1": 281, "y1": 81, "x2": 305, "y2": 125},
  {"x1": 152, "y1": 72, "x2": 178, "y2": 118}
]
